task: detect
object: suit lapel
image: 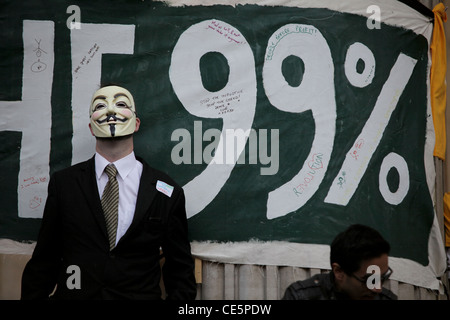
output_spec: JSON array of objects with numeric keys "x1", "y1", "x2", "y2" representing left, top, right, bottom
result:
[
  {"x1": 77, "y1": 156, "x2": 109, "y2": 240},
  {"x1": 117, "y1": 158, "x2": 158, "y2": 245}
]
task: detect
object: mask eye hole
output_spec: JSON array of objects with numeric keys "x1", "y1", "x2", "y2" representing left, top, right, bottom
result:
[
  {"x1": 93, "y1": 103, "x2": 106, "y2": 111},
  {"x1": 116, "y1": 101, "x2": 129, "y2": 108}
]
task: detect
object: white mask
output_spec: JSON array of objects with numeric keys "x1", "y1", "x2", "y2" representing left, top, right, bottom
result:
[{"x1": 89, "y1": 85, "x2": 137, "y2": 138}]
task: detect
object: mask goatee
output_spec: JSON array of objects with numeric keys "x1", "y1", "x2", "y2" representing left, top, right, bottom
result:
[{"x1": 109, "y1": 124, "x2": 116, "y2": 137}]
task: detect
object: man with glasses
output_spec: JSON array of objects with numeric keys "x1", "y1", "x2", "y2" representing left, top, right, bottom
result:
[{"x1": 282, "y1": 224, "x2": 397, "y2": 300}]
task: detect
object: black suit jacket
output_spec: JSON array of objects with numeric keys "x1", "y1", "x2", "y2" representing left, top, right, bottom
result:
[{"x1": 21, "y1": 156, "x2": 197, "y2": 300}]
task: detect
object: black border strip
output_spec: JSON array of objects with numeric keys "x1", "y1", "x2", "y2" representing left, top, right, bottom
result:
[{"x1": 398, "y1": 0, "x2": 435, "y2": 19}]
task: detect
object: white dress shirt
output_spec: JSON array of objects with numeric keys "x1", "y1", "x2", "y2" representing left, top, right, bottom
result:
[{"x1": 95, "y1": 151, "x2": 143, "y2": 245}]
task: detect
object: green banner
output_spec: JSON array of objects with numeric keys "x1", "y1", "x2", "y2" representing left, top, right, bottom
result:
[{"x1": 0, "y1": 0, "x2": 436, "y2": 266}]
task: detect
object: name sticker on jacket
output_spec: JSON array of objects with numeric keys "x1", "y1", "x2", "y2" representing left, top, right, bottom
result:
[{"x1": 156, "y1": 180, "x2": 174, "y2": 198}]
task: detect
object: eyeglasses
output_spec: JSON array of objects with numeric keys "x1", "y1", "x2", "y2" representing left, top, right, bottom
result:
[{"x1": 351, "y1": 267, "x2": 393, "y2": 285}]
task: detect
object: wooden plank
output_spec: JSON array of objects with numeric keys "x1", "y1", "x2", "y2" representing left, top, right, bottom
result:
[
  {"x1": 224, "y1": 263, "x2": 235, "y2": 300},
  {"x1": 202, "y1": 262, "x2": 224, "y2": 299},
  {"x1": 237, "y1": 264, "x2": 265, "y2": 300},
  {"x1": 418, "y1": 287, "x2": 437, "y2": 300},
  {"x1": 278, "y1": 266, "x2": 309, "y2": 298},
  {"x1": 397, "y1": 282, "x2": 415, "y2": 300},
  {"x1": 194, "y1": 258, "x2": 202, "y2": 283},
  {"x1": 265, "y1": 265, "x2": 279, "y2": 300}
]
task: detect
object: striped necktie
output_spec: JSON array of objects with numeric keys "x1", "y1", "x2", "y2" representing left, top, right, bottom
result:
[{"x1": 101, "y1": 163, "x2": 119, "y2": 250}]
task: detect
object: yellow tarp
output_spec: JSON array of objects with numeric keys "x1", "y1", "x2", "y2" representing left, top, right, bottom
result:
[
  {"x1": 443, "y1": 192, "x2": 450, "y2": 247},
  {"x1": 430, "y1": 3, "x2": 447, "y2": 160}
]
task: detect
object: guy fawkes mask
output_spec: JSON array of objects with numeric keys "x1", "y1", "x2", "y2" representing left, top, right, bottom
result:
[{"x1": 89, "y1": 85, "x2": 137, "y2": 138}]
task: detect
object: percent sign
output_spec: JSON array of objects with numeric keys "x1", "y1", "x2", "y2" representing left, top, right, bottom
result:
[{"x1": 265, "y1": 25, "x2": 417, "y2": 219}]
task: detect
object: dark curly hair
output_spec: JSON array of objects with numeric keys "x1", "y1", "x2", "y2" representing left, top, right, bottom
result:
[{"x1": 330, "y1": 224, "x2": 390, "y2": 274}]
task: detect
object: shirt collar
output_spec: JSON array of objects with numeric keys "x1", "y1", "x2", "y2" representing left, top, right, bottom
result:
[{"x1": 95, "y1": 151, "x2": 137, "y2": 181}]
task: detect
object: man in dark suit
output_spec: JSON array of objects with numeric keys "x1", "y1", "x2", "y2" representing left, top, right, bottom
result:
[{"x1": 21, "y1": 85, "x2": 197, "y2": 300}]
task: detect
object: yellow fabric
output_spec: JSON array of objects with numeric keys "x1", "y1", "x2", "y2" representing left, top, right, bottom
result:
[
  {"x1": 443, "y1": 193, "x2": 450, "y2": 247},
  {"x1": 430, "y1": 3, "x2": 447, "y2": 160}
]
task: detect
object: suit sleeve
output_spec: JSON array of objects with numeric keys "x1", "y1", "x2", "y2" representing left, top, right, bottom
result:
[
  {"x1": 161, "y1": 188, "x2": 197, "y2": 300},
  {"x1": 21, "y1": 174, "x2": 62, "y2": 299}
]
